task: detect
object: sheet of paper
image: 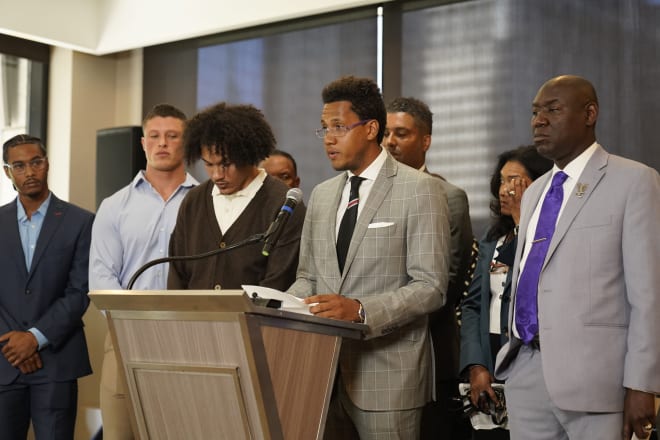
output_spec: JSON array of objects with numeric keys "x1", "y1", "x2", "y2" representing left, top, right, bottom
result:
[{"x1": 242, "y1": 285, "x2": 312, "y2": 315}]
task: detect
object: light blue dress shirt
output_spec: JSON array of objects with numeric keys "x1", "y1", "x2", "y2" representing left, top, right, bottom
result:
[
  {"x1": 17, "y1": 193, "x2": 51, "y2": 349},
  {"x1": 89, "y1": 171, "x2": 198, "y2": 291}
]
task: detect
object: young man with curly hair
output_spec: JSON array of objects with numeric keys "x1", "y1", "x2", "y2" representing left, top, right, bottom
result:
[{"x1": 167, "y1": 102, "x2": 304, "y2": 291}]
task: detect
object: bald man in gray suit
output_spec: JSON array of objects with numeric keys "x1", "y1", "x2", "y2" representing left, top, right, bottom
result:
[
  {"x1": 495, "y1": 75, "x2": 660, "y2": 440},
  {"x1": 288, "y1": 76, "x2": 450, "y2": 439}
]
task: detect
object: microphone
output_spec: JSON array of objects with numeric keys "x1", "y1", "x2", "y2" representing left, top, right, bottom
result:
[{"x1": 262, "y1": 188, "x2": 303, "y2": 256}]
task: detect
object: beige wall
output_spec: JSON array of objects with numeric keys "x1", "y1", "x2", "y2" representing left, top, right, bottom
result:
[{"x1": 48, "y1": 47, "x2": 142, "y2": 211}]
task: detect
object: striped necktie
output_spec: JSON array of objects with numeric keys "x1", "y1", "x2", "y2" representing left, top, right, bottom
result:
[{"x1": 336, "y1": 176, "x2": 364, "y2": 274}]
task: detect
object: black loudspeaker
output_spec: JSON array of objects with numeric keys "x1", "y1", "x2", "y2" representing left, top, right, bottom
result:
[{"x1": 96, "y1": 126, "x2": 145, "y2": 209}]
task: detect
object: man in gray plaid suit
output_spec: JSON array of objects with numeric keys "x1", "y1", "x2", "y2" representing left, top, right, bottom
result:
[{"x1": 287, "y1": 76, "x2": 451, "y2": 439}]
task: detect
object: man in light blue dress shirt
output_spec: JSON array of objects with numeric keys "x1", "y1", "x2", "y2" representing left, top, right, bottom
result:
[{"x1": 89, "y1": 104, "x2": 197, "y2": 439}]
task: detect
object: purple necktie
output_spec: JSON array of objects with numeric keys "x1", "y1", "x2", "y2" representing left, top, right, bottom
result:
[
  {"x1": 337, "y1": 176, "x2": 364, "y2": 274},
  {"x1": 515, "y1": 171, "x2": 568, "y2": 344}
]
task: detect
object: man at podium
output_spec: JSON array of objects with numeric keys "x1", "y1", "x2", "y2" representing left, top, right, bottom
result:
[
  {"x1": 287, "y1": 76, "x2": 451, "y2": 439},
  {"x1": 168, "y1": 102, "x2": 305, "y2": 292}
]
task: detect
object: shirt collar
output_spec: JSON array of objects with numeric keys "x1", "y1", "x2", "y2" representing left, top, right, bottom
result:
[
  {"x1": 17, "y1": 192, "x2": 52, "y2": 222},
  {"x1": 346, "y1": 146, "x2": 387, "y2": 182},
  {"x1": 551, "y1": 141, "x2": 599, "y2": 181},
  {"x1": 211, "y1": 168, "x2": 266, "y2": 199},
  {"x1": 132, "y1": 170, "x2": 199, "y2": 189}
]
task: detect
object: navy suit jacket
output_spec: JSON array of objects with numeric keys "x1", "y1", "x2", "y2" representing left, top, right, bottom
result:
[
  {"x1": 0, "y1": 194, "x2": 93, "y2": 384},
  {"x1": 460, "y1": 235, "x2": 514, "y2": 374}
]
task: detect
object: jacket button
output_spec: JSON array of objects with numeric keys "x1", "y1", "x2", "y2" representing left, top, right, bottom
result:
[
  {"x1": 214, "y1": 284, "x2": 222, "y2": 290},
  {"x1": 219, "y1": 242, "x2": 226, "y2": 249},
  {"x1": 25, "y1": 289, "x2": 31, "y2": 295}
]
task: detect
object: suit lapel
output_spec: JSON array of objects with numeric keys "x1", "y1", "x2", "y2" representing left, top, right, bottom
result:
[
  {"x1": 517, "y1": 173, "x2": 548, "y2": 265},
  {"x1": 340, "y1": 156, "x2": 396, "y2": 283},
  {"x1": 0, "y1": 201, "x2": 28, "y2": 275},
  {"x1": 542, "y1": 146, "x2": 607, "y2": 270},
  {"x1": 29, "y1": 195, "x2": 67, "y2": 277}
]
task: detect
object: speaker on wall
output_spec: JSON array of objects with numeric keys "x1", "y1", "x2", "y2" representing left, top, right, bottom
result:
[{"x1": 96, "y1": 126, "x2": 145, "y2": 209}]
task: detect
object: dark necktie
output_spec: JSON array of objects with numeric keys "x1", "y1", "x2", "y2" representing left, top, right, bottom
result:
[
  {"x1": 336, "y1": 176, "x2": 364, "y2": 274},
  {"x1": 515, "y1": 171, "x2": 568, "y2": 343}
]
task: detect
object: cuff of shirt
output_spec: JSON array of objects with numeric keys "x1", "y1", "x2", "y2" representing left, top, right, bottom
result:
[{"x1": 28, "y1": 328, "x2": 49, "y2": 350}]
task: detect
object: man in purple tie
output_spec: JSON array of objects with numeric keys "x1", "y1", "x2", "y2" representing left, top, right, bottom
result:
[{"x1": 495, "y1": 75, "x2": 659, "y2": 440}]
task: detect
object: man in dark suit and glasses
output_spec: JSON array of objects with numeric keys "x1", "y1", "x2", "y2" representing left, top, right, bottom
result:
[{"x1": 0, "y1": 134, "x2": 93, "y2": 439}]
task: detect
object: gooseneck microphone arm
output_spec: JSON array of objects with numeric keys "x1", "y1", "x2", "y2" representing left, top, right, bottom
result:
[{"x1": 126, "y1": 232, "x2": 265, "y2": 290}]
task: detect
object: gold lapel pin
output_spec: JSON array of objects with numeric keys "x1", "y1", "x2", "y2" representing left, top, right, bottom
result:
[{"x1": 575, "y1": 183, "x2": 588, "y2": 198}]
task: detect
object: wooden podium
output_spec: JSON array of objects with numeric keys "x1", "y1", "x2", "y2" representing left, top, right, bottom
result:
[{"x1": 89, "y1": 290, "x2": 365, "y2": 440}]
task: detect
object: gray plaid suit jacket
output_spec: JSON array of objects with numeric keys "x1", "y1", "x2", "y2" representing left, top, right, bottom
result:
[{"x1": 288, "y1": 153, "x2": 451, "y2": 411}]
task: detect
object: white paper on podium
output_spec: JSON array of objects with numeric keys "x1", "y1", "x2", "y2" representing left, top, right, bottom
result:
[{"x1": 242, "y1": 285, "x2": 313, "y2": 315}]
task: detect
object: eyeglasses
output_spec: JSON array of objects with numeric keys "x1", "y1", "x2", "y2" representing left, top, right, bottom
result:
[
  {"x1": 4, "y1": 157, "x2": 48, "y2": 175},
  {"x1": 315, "y1": 119, "x2": 370, "y2": 139}
]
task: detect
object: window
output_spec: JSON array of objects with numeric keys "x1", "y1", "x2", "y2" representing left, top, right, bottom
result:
[
  {"x1": 401, "y1": 0, "x2": 660, "y2": 233},
  {"x1": 144, "y1": 1, "x2": 659, "y2": 233},
  {"x1": 144, "y1": 10, "x2": 378, "y2": 200},
  {"x1": 0, "y1": 35, "x2": 49, "y2": 204}
]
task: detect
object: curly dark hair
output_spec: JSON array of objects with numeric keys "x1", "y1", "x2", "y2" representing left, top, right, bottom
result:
[
  {"x1": 487, "y1": 145, "x2": 553, "y2": 241},
  {"x1": 183, "y1": 102, "x2": 276, "y2": 166},
  {"x1": 3, "y1": 134, "x2": 47, "y2": 163},
  {"x1": 142, "y1": 104, "x2": 187, "y2": 131},
  {"x1": 322, "y1": 76, "x2": 386, "y2": 144},
  {"x1": 386, "y1": 97, "x2": 433, "y2": 136}
]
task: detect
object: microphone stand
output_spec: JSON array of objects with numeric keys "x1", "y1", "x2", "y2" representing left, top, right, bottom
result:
[{"x1": 126, "y1": 232, "x2": 266, "y2": 290}]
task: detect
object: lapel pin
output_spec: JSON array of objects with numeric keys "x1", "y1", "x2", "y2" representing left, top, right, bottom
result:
[{"x1": 575, "y1": 183, "x2": 588, "y2": 198}]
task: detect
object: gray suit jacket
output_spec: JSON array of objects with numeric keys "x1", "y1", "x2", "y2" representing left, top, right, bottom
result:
[
  {"x1": 426, "y1": 173, "x2": 474, "y2": 383},
  {"x1": 495, "y1": 145, "x2": 660, "y2": 412},
  {"x1": 288, "y1": 153, "x2": 451, "y2": 411}
]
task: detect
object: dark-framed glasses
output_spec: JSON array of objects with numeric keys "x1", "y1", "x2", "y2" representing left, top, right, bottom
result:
[
  {"x1": 315, "y1": 119, "x2": 370, "y2": 139},
  {"x1": 4, "y1": 157, "x2": 48, "y2": 175}
]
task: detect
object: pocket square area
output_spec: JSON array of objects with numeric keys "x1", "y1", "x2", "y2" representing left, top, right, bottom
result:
[{"x1": 368, "y1": 222, "x2": 395, "y2": 229}]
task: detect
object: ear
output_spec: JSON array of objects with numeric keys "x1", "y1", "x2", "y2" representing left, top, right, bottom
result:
[
  {"x1": 3, "y1": 166, "x2": 10, "y2": 180},
  {"x1": 585, "y1": 102, "x2": 598, "y2": 127},
  {"x1": 422, "y1": 134, "x2": 431, "y2": 153},
  {"x1": 366, "y1": 119, "x2": 379, "y2": 141},
  {"x1": 141, "y1": 137, "x2": 147, "y2": 152}
]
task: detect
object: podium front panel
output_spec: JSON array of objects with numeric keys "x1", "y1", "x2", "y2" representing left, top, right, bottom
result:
[
  {"x1": 127, "y1": 363, "x2": 251, "y2": 439},
  {"x1": 112, "y1": 315, "x2": 278, "y2": 439}
]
